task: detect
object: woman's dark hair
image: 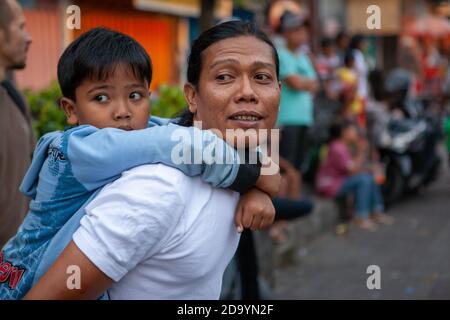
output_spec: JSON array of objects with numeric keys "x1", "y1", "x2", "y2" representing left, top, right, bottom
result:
[
  {"x1": 57, "y1": 27, "x2": 152, "y2": 101},
  {"x1": 187, "y1": 20, "x2": 279, "y2": 88},
  {"x1": 328, "y1": 118, "x2": 356, "y2": 141}
]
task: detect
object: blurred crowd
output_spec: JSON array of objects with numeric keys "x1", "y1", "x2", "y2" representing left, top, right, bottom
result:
[
  {"x1": 228, "y1": 8, "x2": 450, "y2": 299},
  {"x1": 266, "y1": 9, "x2": 450, "y2": 236}
]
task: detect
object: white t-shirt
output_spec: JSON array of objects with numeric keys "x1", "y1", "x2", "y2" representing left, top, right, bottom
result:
[{"x1": 73, "y1": 164, "x2": 240, "y2": 300}]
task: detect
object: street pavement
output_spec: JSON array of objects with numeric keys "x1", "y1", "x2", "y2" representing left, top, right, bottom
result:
[{"x1": 274, "y1": 154, "x2": 450, "y2": 300}]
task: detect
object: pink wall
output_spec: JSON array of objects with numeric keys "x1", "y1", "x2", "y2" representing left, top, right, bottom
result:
[{"x1": 15, "y1": 8, "x2": 62, "y2": 91}]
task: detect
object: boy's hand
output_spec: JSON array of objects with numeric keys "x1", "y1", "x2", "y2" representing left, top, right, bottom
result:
[
  {"x1": 235, "y1": 188, "x2": 275, "y2": 232},
  {"x1": 253, "y1": 155, "x2": 281, "y2": 198}
]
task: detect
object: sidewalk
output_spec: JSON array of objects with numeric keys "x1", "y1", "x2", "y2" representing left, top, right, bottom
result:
[
  {"x1": 254, "y1": 196, "x2": 340, "y2": 293},
  {"x1": 270, "y1": 148, "x2": 450, "y2": 299}
]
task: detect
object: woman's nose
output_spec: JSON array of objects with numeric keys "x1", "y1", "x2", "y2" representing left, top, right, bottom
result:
[{"x1": 236, "y1": 77, "x2": 258, "y2": 103}]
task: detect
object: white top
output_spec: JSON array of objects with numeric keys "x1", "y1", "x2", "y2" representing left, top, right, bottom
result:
[{"x1": 73, "y1": 164, "x2": 240, "y2": 300}]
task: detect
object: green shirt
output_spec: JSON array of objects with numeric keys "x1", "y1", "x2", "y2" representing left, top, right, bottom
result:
[{"x1": 277, "y1": 46, "x2": 317, "y2": 126}]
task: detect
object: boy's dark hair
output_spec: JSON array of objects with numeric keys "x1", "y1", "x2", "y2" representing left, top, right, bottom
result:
[
  {"x1": 187, "y1": 20, "x2": 279, "y2": 88},
  {"x1": 329, "y1": 118, "x2": 356, "y2": 141},
  {"x1": 58, "y1": 27, "x2": 152, "y2": 101}
]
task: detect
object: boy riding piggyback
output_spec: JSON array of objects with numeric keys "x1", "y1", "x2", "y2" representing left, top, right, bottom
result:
[{"x1": 0, "y1": 28, "x2": 279, "y2": 299}]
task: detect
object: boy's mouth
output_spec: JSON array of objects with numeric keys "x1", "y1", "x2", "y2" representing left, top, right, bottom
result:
[{"x1": 118, "y1": 125, "x2": 133, "y2": 131}]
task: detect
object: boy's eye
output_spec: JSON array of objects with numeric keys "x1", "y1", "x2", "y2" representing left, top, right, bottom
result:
[
  {"x1": 129, "y1": 92, "x2": 143, "y2": 100},
  {"x1": 94, "y1": 94, "x2": 108, "y2": 102}
]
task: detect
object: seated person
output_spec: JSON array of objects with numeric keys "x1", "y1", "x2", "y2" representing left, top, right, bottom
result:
[{"x1": 316, "y1": 119, "x2": 393, "y2": 231}]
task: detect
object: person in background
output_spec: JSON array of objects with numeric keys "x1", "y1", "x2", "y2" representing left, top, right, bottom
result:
[
  {"x1": 349, "y1": 34, "x2": 369, "y2": 127},
  {"x1": 276, "y1": 10, "x2": 319, "y2": 174},
  {"x1": 316, "y1": 37, "x2": 340, "y2": 100},
  {"x1": 0, "y1": 0, "x2": 34, "y2": 247},
  {"x1": 335, "y1": 31, "x2": 350, "y2": 67},
  {"x1": 269, "y1": 156, "x2": 313, "y2": 243},
  {"x1": 335, "y1": 51, "x2": 361, "y2": 122},
  {"x1": 443, "y1": 110, "x2": 450, "y2": 169},
  {"x1": 421, "y1": 35, "x2": 445, "y2": 98},
  {"x1": 316, "y1": 119, "x2": 393, "y2": 231}
]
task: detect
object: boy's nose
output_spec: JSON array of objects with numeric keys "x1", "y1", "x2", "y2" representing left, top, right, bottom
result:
[{"x1": 113, "y1": 103, "x2": 132, "y2": 120}]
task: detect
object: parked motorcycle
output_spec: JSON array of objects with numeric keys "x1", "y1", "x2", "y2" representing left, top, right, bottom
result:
[{"x1": 376, "y1": 69, "x2": 442, "y2": 205}]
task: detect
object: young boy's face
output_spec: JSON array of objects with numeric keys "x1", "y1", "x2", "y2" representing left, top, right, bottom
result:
[{"x1": 61, "y1": 63, "x2": 150, "y2": 130}]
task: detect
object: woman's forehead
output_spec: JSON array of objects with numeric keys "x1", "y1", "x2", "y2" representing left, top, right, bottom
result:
[{"x1": 203, "y1": 36, "x2": 276, "y2": 66}]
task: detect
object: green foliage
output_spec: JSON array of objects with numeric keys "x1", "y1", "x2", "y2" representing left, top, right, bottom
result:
[
  {"x1": 24, "y1": 83, "x2": 187, "y2": 138},
  {"x1": 24, "y1": 82, "x2": 67, "y2": 139},
  {"x1": 150, "y1": 84, "x2": 187, "y2": 119}
]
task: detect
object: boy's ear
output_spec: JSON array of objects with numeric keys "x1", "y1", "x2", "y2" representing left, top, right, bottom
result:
[
  {"x1": 60, "y1": 98, "x2": 78, "y2": 125},
  {"x1": 183, "y1": 83, "x2": 197, "y2": 115}
]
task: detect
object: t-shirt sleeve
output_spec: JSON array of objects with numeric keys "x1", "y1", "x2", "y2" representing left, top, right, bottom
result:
[{"x1": 72, "y1": 166, "x2": 185, "y2": 282}]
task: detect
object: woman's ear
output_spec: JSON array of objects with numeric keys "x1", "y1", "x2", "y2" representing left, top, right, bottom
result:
[
  {"x1": 60, "y1": 98, "x2": 79, "y2": 125},
  {"x1": 183, "y1": 83, "x2": 198, "y2": 115}
]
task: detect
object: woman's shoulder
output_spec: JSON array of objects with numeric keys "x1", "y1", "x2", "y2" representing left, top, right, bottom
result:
[
  {"x1": 87, "y1": 164, "x2": 190, "y2": 218},
  {"x1": 121, "y1": 163, "x2": 189, "y2": 188}
]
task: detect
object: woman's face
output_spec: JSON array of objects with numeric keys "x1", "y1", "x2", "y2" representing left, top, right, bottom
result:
[{"x1": 184, "y1": 36, "x2": 280, "y2": 146}]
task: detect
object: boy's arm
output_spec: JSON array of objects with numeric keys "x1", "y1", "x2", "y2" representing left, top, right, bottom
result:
[
  {"x1": 147, "y1": 115, "x2": 173, "y2": 127},
  {"x1": 65, "y1": 124, "x2": 260, "y2": 193}
]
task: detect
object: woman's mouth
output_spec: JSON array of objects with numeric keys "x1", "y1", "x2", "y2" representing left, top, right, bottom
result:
[
  {"x1": 228, "y1": 112, "x2": 264, "y2": 128},
  {"x1": 230, "y1": 115, "x2": 261, "y2": 121}
]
